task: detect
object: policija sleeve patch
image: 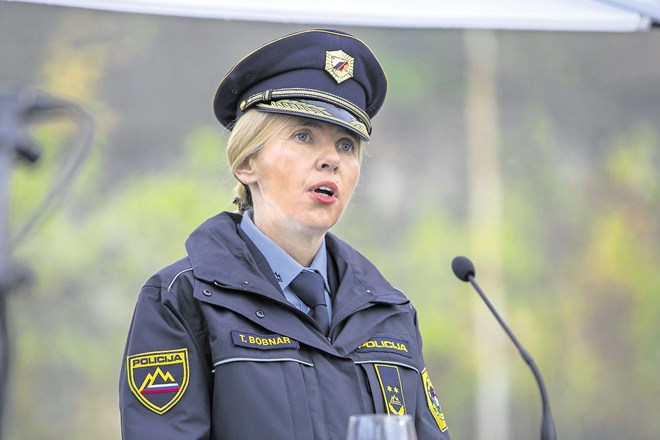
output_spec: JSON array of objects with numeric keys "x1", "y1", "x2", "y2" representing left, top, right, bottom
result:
[
  {"x1": 356, "y1": 337, "x2": 411, "y2": 358},
  {"x1": 126, "y1": 348, "x2": 189, "y2": 415},
  {"x1": 374, "y1": 364, "x2": 407, "y2": 415},
  {"x1": 422, "y1": 368, "x2": 448, "y2": 432}
]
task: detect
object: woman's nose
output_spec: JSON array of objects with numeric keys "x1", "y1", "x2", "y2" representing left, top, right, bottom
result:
[{"x1": 318, "y1": 141, "x2": 340, "y2": 171}]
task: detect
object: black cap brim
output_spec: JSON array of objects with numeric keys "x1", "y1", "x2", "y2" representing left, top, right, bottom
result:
[{"x1": 254, "y1": 99, "x2": 369, "y2": 140}]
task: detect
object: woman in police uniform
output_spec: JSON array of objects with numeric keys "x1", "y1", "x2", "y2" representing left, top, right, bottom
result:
[{"x1": 119, "y1": 29, "x2": 450, "y2": 440}]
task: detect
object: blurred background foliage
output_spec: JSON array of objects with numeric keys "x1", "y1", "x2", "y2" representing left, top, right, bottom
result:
[{"x1": 1, "y1": 3, "x2": 659, "y2": 439}]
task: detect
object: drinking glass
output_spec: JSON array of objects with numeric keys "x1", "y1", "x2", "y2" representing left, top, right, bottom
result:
[{"x1": 346, "y1": 414, "x2": 418, "y2": 440}]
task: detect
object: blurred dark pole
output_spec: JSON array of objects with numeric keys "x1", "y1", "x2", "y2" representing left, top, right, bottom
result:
[
  {"x1": 0, "y1": 90, "x2": 22, "y2": 438},
  {"x1": 0, "y1": 87, "x2": 41, "y2": 438},
  {"x1": 0, "y1": 85, "x2": 92, "y2": 437}
]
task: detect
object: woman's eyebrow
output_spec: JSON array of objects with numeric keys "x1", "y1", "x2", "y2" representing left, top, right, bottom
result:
[
  {"x1": 293, "y1": 119, "x2": 358, "y2": 143},
  {"x1": 295, "y1": 120, "x2": 323, "y2": 129}
]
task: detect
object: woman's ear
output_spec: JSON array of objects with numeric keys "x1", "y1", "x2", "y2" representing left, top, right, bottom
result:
[{"x1": 234, "y1": 157, "x2": 257, "y2": 185}]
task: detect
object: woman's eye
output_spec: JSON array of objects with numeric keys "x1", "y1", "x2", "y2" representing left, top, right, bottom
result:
[
  {"x1": 338, "y1": 141, "x2": 354, "y2": 153},
  {"x1": 295, "y1": 132, "x2": 310, "y2": 142}
]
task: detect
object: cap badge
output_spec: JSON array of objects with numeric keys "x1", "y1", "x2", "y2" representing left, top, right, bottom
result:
[{"x1": 325, "y1": 50, "x2": 354, "y2": 84}]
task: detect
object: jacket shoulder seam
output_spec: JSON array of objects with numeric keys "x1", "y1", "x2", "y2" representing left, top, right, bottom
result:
[{"x1": 166, "y1": 267, "x2": 194, "y2": 291}]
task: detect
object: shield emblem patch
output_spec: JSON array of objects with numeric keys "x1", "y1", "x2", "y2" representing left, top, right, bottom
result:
[
  {"x1": 422, "y1": 368, "x2": 448, "y2": 432},
  {"x1": 127, "y1": 348, "x2": 189, "y2": 415}
]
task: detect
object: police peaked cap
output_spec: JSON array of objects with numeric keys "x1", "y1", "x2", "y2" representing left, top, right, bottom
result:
[{"x1": 213, "y1": 29, "x2": 387, "y2": 141}]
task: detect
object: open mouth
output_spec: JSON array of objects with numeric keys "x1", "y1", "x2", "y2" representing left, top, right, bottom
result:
[{"x1": 314, "y1": 186, "x2": 335, "y2": 197}]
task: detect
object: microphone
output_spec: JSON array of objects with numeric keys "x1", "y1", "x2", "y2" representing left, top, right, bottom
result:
[{"x1": 452, "y1": 256, "x2": 557, "y2": 440}]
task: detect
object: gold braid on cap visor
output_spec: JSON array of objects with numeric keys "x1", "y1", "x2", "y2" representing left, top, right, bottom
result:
[
  {"x1": 255, "y1": 100, "x2": 369, "y2": 140},
  {"x1": 240, "y1": 88, "x2": 371, "y2": 137}
]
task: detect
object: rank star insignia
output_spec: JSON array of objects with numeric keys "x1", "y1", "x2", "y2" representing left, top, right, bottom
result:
[
  {"x1": 325, "y1": 50, "x2": 354, "y2": 84},
  {"x1": 374, "y1": 364, "x2": 407, "y2": 416}
]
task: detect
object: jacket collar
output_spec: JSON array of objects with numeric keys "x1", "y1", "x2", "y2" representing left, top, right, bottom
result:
[
  {"x1": 185, "y1": 212, "x2": 407, "y2": 305},
  {"x1": 186, "y1": 212, "x2": 410, "y2": 355}
]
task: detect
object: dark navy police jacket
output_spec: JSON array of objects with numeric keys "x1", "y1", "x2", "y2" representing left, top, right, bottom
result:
[{"x1": 119, "y1": 212, "x2": 450, "y2": 439}]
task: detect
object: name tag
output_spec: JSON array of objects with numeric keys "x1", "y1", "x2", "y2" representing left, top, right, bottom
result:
[
  {"x1": 231, "y1": 330, "x2": 300, "y2": 350},
  {"x1": 356, "y1": 337, "x2": 411, "y2": 358}
]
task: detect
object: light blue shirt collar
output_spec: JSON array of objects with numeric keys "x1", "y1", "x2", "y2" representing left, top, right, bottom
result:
[{"x1": 239, "y1": 211, "x2": 331, "y2": 294}]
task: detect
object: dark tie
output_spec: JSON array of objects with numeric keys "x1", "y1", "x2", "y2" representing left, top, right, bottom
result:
[{"x1": 290, "y1": 270, "x2": 329, "y2": 335}]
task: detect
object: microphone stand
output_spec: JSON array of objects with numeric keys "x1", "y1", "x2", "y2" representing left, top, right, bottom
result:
[{"x1": 466, "y1": 273, "x2": 557, "y2": 440}]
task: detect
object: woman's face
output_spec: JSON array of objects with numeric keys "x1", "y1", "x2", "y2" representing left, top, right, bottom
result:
[{"x1": 236, "y1": 116, "x2": 361, "y2": 242}]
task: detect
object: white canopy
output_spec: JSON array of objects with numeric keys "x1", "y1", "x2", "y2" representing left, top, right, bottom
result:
[{"x1": 6, "y1": 0, "x2": 659, "y2": 31}]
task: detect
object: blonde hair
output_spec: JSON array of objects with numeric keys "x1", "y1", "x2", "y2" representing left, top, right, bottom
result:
[
  {"x1": 227, "y1": 111, "x2": 294, "y2": 212},
  {"x1": 226, "y1": 110, "x2": 365, "y2": 213}
]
